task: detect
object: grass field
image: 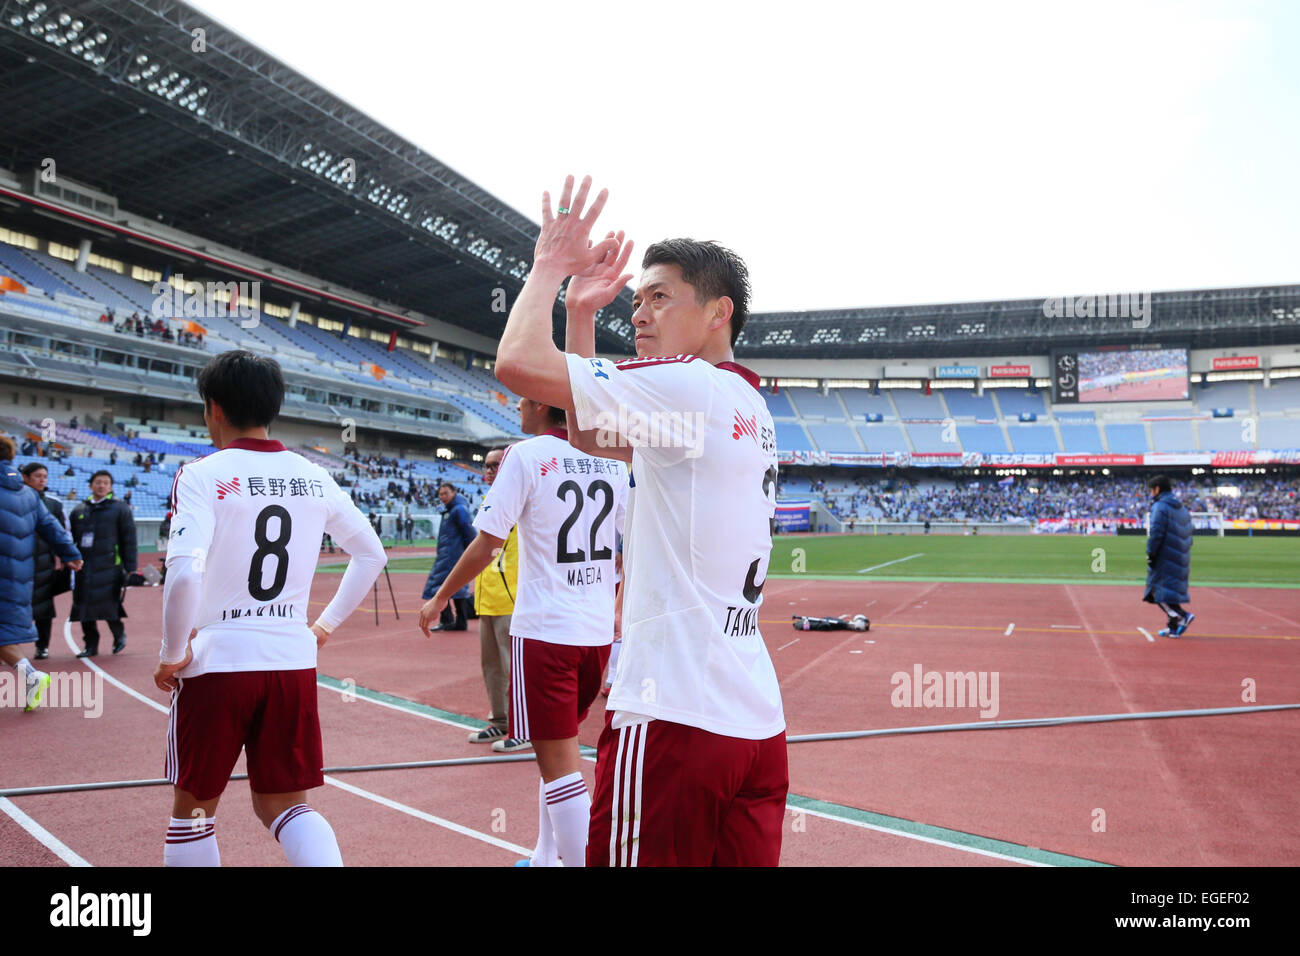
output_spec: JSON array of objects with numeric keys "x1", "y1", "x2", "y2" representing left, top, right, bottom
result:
[{"x1": 350, "y1": 533, "x2": 1300, "y2": 588}]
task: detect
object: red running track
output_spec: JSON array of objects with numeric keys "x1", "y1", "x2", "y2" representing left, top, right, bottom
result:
[{"x1": 2, "y1": 568, "x2": 1297, "y2": 866}]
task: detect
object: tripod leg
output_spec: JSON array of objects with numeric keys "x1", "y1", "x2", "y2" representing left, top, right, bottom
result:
[
  {"x1": 373, "y1": 578, "x2": 379, "y2": 626},
  {"x1": 384, "y1": 566, "x2": 400, "y2": 620}
]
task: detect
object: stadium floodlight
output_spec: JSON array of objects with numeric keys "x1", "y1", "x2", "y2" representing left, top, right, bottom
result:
[
  {"x1": 57, "y1": 12, "x2": 69, "y2": 24},
  {"x1": 136, "y1": 53, "x2": 148, "y2": 64},
  {"x1": 33, "y1": 2, "x2": 46, "y2": 12},
  {"x1": 9, "y1": 16, "x2": 22, "y2": 26}
]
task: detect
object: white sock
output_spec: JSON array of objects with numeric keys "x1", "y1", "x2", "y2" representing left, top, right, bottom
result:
[
  {"x1": 271, "y1": 804, "x2": 343, "y2": 866},
  {"x1": 531, "y1": 777, "x2": 559, "y2": 867},
  {"x1": 544, "y1": 772, "x2": 590, "y2": 868},
  {"x1": 14, "y1": 658, "x2": 36, "y2": 680},
  {"x1": 164, "y1": 815, "x2": 220, "y2": 866}
]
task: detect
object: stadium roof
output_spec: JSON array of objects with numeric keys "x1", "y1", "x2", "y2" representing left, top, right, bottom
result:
[
  {"x1": 736, "y1": 284, "x2": 1300, "y2": 360},
  {"x1": 0, "y1": 0, "x2": 636, "y2": 351}
]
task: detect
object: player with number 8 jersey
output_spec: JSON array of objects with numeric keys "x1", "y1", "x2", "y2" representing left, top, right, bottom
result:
[{"x1": 155, "y1": 350, "x2": 386, "y2": 867}]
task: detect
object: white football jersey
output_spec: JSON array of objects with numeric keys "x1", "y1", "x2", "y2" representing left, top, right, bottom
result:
[
  {"x1": 474, "y1": 429, "x2": 627, "y2": 646},
  {"x1": 165, "y1": 437, "x2": 382, "y2": 676},
  {"x1": 566, "y1": 353, "x2": 785, "y2": 740}
]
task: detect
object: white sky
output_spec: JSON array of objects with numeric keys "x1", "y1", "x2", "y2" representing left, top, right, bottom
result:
[{"x1": 190, "y1": 0, "x2": 1299, "y2": 313}]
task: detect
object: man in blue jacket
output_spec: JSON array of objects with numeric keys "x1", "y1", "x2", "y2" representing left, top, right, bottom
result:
[
  {"x1": 423, "y1": 483, "x2": 475, "y2": 632},
  {"x1": 1144, "y1": 474, "x2": 1194, "y2": 637},
  {"x1": 0, "y1": 436, "x2": 82, "y2": 710}
]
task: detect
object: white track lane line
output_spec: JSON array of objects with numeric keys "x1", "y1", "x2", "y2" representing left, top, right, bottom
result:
[
  {"x1": 0, "y1": 797, "x2": 91, "y2": 866},
  {"x1": 793, "y1": 803, "x2": 1048, "y2": 867},
  {"x1": 777, "y1": 638, "x2": 801, "y2": 651},
  {"x1": 1138, "y1": 627, "x2": 1155, "y2": 643},
  {"x1": 1005, "y1": 623, "x2": 1015, "y2": 636},
  {"x1": 1051, "y1": 625, "x2": 1082, "y2": 629},
  {"x1": 59, "y1": 622, "x2": 525, "y2": 858},
  {"x1": 857, "y1": 553, "x2": 924, "y2": 574},
  {"x1": 315, "y1": 679, "x2": 477, "y2": 730}
]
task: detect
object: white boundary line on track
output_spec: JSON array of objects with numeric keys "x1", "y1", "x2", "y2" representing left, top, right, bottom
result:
[
  {"x1": 857, "y1": 553, "x2": 924, "y2": 574},
  {"x1": 1137, "y1": 627, "x2": 1155, "y2": 643},
  {"x1": 0, "y1": 797, "x2": 91, "y2": 867},
  {"x1": 1004, "y1": 623, "x2": 1015, "y2": 636},
  {"x1": 323, "y1": 776, "x2": 530, "y2": 856},
  {"x1": 315, "y1": 679, "x2": 477, "y2": 730},
  {"x1": 777, "y1": 638, "x2": 801, "y2": 651},
  {"x1": 1050, "y1": 624, "x2": 1082, "y2": 629},
  {"x1": 793, "y1": 803, "x2": 1048, "y2": 867},
  {"x1": 48, "y1": 622, "x2": 525, "y2": 862}
]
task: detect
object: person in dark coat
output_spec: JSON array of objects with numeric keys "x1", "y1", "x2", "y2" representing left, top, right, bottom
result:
[
  {"x1": 20, "y1": 462, "x2": 72, "y2": 660},
  {"x1": 68, "y1": 470, "x2": 137, "y2": 657},
  {"x1": 422, "y1": 483, "x2": 475, "y2": 631},
  {"x1": 1144, "y1": 474, "x2": 1194, "y2": 637},
  {"x1": 0, "y1": 437, "x2": 81, "y2": 709}
]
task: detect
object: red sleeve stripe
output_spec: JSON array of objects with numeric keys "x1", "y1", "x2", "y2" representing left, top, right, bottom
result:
[
  {"x1": 615, "y1": 353, "x2": 697, "y2": 371},
  {"x1": 169, "y1": 463, "x2": 186, "y2": 512}
]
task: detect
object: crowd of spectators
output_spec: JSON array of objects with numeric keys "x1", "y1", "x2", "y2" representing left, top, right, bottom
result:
[
  {"x1": 102, "y1": 310, "x2": 207, "y2": 349},
  {"x1": 796, "y1": 472, "x2": 1300, "y2": 524}
]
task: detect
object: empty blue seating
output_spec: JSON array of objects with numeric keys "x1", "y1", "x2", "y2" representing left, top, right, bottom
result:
[
  {"x1": 1198, "y1": 419, "x2": 1254, "y2": 451},
  {"x1": 1059, "y1": 423, "x2": 1105, "y2": 453},
  {"x1": 1257, "y1": 418, "x2": 1300, "y2": 448},
  {"x1": 1194, "y1": 381, "x2": 1252, "y2": 410},
  {"x1": 1148, "y1": 421, "x2": 1197, "y2": 452},
  {"x1": 890, "y1": 390, "x2": 946, "y2": 419},
  {"x1": 775, "y1": 421, "x2": 813, "y2": 451},
  {"x1": 957, "y1": 424, "x2": 1009, "y2": 453},
  {"x1": 1008, "y1": 425, "x2": 1059, "y2": 453},
  {"x1": 763, "y1": 390, "x2": 796, "y2": 417},
  {"x1": 942, "y1": 390, "x2": 997, "y2": 418},
  {"x1": 786, "y1": 388, "x2": 845, "y2": 419},
  {"x1": 906, "y1": 424, "x2": 957, "y2": 453},
  {"x1": 838, "y1": 389, "x2": 897, "y2": 420},
  {"x1": 995, "y1": 390, "x2": 1046, "y2": 418},
  {"x1": 1256, "y1": 380, "x2": 1300, "y2": 413},
  {"x1": 807, "y1": 423, "x2": 860, "y2": 452},
  {"x1": 1104, "y1": 424, "x2": 1148, "y2": 454},
  {"x1": 857, "y1": 424, "x2": 907, "y2": 453}
]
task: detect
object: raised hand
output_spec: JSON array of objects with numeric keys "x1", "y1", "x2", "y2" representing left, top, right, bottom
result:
[
  {"x1": 567, "y1": 230, "x2": 635, "y2": 316},
  {"x1": 534, "y1": 175, "x2": 618, "y2": 277}
]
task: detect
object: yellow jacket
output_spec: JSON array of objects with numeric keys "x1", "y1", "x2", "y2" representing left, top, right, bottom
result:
[{"x1": 474, "y1": 525, "x2": 517, "y2": 616}]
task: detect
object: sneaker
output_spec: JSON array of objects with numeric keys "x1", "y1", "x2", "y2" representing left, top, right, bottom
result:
[
  {"x1": 34, "y1": 648, "x2": 49, "y2": 661},
  {"x1": 112, "y1": 637, "x2": 126, "y2": 654},
  {"x1": 467, "y1": 726, "x2": 506, "y2": 744},
  {"x1": 76, "y1": 648, "x2": 97, "y2": 659},
  {"x1": 1173, "y1": 612, "x2": 1195, "y2": 637},
  {"x1": 25, "y1": 672, "x2": 51, "y2": 712},
  {"x1": 1158, "y1": 627, "x2": 1173, "y2": 637},
  {"x1": 491, "y1": 737, "x2": 532, "y2": 754},
  {"x1": 850, "y1": 615, "x2": 870, "y2": 632},
  {"x1": 513, "y1": 859, "x2": 532, "y2": 867}
]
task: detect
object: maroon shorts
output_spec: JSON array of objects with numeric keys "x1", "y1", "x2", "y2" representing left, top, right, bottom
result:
[
  {"x1": 587, "y1": 712, "x2": 788, "y2": 867},
  {"x1": 165, "y1": 669, "x2": 324, "y2": 801},
  {"x1": 509, "y1": 636, "x2": 610, "y2": 741}
]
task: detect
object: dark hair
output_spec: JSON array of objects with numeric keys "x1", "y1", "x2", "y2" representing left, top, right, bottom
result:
[
  {"x1": 196, "y1": 350, "x2": 284, "y2": 429},
  {"x1": 642, "y1": 239, "x2": 752, "y2": 347},
  {"x1": 19, "y1": 461, "x2": 48, "y2": 478},
  {"x1": 1149, "y1": 474, "x2": 1172, "y2": 493},
  {"x1": 438, "y1": 482, "x2": 456, "y2": 493},
  {"x1": 545, "y1": 405, "x2": 566, "y2": 427},
  {"x1": 0, "y1": 435, "x2": 13, "y2": 461},
  {"x1": 90, "y1": 469, "x2": 113, "y2": 485}
]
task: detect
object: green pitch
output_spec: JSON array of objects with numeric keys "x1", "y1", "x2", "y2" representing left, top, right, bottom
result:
[
  {"x1": 766, "y1": 533, "x2": 1299, "y2": 588},
  {"x1": 332, "y1": 533, "x2": 1297, "y2": 588}
]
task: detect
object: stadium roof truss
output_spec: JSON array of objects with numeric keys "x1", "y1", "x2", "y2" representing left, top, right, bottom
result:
[
  {"x1": 0, "y1": 0, "x2": 637, "y2": 351},
  {"x1": 736, "y1": 285, "x2": 1300, "y2": 359}
]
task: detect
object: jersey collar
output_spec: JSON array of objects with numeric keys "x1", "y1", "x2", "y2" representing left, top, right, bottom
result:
[
  {"x1": 715, "y1": 361, "x2": 761, "y2": 392},
  {"x1": 226, "y1": 437, "x2": 287, "y2": 452},
  {"x1": 542, "y1": 427, "x2": 569, "y2": 440}
]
